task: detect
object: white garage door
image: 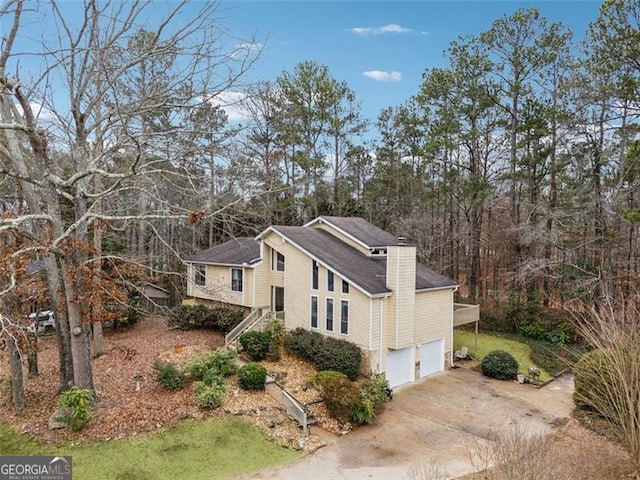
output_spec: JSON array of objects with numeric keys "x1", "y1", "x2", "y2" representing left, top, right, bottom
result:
[
  {"x1": 419, "y1": 339, "x2": 444, "y2": 378},
  {"x1": 386, "y1": 347, "x2": 415, "y2": 388}
]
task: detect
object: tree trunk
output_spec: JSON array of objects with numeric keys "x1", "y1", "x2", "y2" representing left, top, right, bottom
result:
[
  {"x1": 43, "y1": 254, "x2": 74, "y2": 390},
  {"x1": 92, "y1": 321, "x2": 104, "y2": 358},
  {"x1": 27, "y1": 333, "x2": 38, "y2": 378},
  {"x1": 61, "y1": 260, "x2": 94, "y2": 391},
  {"x1": 7, "y1": 335, "x2": 26, "y2": 411}
]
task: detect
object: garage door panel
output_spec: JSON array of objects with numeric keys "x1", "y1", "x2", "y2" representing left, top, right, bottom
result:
[
  {"x1": 420, "y1": 340, "x2": 444, "y2": 378},
  {"x1": 386, "y1": 347, "x2": 415, "y2": 388}
]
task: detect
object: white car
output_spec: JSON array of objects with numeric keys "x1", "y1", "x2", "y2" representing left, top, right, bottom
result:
[{"x1": 28, "y1": 310, "x2": 56, "y2": 334}]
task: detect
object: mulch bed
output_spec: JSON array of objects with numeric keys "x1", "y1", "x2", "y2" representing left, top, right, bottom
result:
[{"x1": 0, "y1": 317, "x2": 328, "y2": 451}]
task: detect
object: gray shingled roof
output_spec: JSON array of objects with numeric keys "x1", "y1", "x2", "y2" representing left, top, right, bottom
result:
[
  {"x1": 271, "y1": 226, "x2": 457, "y2": 295},
  {"x1": 315, "y1": 216, "x2": 400, "y2": 248},
  {"x1": 184, "y1": 237, "x2": 260, "y2": 266},
  {"x1": 415, "y1": 263, "x2": 458, "y2": 290},
  {"x1": 272, "y1": 226, "x2": 390, "y2": 295}
]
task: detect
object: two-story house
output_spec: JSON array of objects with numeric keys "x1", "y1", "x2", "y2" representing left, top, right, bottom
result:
[{"x1": 184, "y1": 216, "x2": 464, "y2": 388}]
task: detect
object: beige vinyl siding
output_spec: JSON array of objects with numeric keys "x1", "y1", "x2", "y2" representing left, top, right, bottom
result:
[
  {"x1": 385, "y1": 246, "x2": 416, "y2": 350},
  {"x1": 262, "y1": 231, "x2": 309, "y2": 327},
  {"x1": 310, "y1": 223, "x2": 370, "y2": 256},
  {"x1": 261, "y1": 231, "x2": 372, "y2": 350},
  {"x1": 253, "y1": 243, "x2": 284, "y2": 308},
  {"x1": 253, "y1": 258, "x2": 270, "y2": 308},
  {"x1": 187, "y1": 264, "x2": 253, "y2": 307},
  {"x1": 245, "y1": 269, "x2": 255, "y2": 308},
  {"x1": 414, "y1": 288, "x2": 454, "y2": 364}
]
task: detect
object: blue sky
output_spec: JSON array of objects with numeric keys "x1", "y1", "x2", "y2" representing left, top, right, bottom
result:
[
  {"x1": 222, "y1": 1, "x2": 603, "y2": 123},
  {"x1": 3, "y1": 1, "x2": 604, "y2": 131}
]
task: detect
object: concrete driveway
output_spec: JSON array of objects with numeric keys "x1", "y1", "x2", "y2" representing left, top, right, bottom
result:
[{"x1": 249, "y1": 367, "x2": 574, "y2": 480}]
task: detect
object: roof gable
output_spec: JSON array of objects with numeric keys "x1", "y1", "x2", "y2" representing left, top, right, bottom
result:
[
  {"x1": 306, "y1": 216, "x2": 399, "y2": 249},
  {"x1": 269, "y1": 226, "x2": 391, "y2": 296},
  {"x1": 267, "y1": 225, "x2": 457, "y2": 296}
]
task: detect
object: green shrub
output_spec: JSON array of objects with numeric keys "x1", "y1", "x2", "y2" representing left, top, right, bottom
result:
[
  {"x1": 238, "y1": 363, "x2": 268, "y2": 390},
  {"x1": 314, "y1": 337, "x2": 362, "y2": 381},
  {"x1": 519, "y1": 318, "x2": 547, "y2": 340},
  {"x1": 283, "y1": 328, "x2": 323, "y2": 360},
  {"x1": 167, "y1": 305, "x2": 244, "y2": 333},
  {"x1": 153, "y1": 361, "x2": 186, "y2": 390},
  {"x1": 266, "y1": 338, "x2": 281, "y2": 362},
  {"x1": 239, "y1": 331, "x2": 272, "y2": 361},
  {"x1": 284, "y1": 328, "x2": 362, "y2": 381},
  {"x1": 193, "y1": 380, "x2": 226, "y2": 409},
  {"x1": 572, "y1": 349, "x2": 636, "y2": 413},
  {"x1": 167, "y1": 305, "x2": 210, "y2": 330},
  {"x1": 213, "y1": 307, "x2": 246, "y2": 334},
  {"x1": 265, "y1": 320, "x2": 284, "y2": 361},
  {"x1": 207, "y1": 349, "x2": 238, "y2": 377},
  {"x1": 546, "y1": 322, "x2": 573, "y2": 346},
  {"x1": 310, "y1": 371, "x2": 359, "y2": 422},
  {"x1": 185, "y1": 349, "x2": 237, "y2": 381},
  {"x1": 201, "y1": 369, "x2": 225, "y2": 387},
  {"x1": 481, "y1": 350, "x2": 518, "y2": 380},
  {"x1": 352, "y1": 374, "x2": 390, "y2": 425},
  {"x1": 58, "y1": 387, "x2": 93, "y2": 431}
]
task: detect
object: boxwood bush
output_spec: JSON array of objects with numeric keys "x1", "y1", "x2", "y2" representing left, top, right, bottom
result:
[
  {"x1": 239, "y1": 331, "x2": 272, "y2": 361},
  {"x1": 315, "y1": 337, "x2": 362, "y2": 381},
  {"x1": 186, "y1": 349, "x2": 238, "y2": 381},
  {"x1": 283, "y1": 328, "x2": 323, "y2": 360},
  {"x1": 237, "y1": 363, "x2": 268, "y2": 390},
  {"x1": 310, "y1": 371, "x2": 360, "y2": 422},
  {"x1": 480, "y1": 350, "x2": 518, "y2": 380},
  {"x1": 193, "y1": 379, "x2": 226, "y2": 408},
  {"x1": 284, "y1": 328, "x2": 362, "y2": 381}
]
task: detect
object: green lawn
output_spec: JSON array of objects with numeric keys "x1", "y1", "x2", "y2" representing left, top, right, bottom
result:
[
  {"x1": 0, "y1": 418, "x2": 299, "y2": 480},
  {"x1": 454, "y1": 330, "x2": 553, "y2": 382}
]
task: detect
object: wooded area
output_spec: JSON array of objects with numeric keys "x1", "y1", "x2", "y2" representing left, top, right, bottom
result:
[{"x1": 0, "y1": 0, "x2": 639, "y2": 395}]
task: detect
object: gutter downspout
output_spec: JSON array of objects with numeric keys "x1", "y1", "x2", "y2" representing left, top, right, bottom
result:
[{"x1": 378, "y1": 297, "x2": 384, "y2": 374}]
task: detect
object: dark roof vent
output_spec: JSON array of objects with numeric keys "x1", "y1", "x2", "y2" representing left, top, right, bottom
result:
[{"x1": 397, "y1": 236, "x2": 407, "y2": 246}]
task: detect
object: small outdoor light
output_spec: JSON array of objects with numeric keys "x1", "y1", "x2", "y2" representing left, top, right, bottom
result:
[{"x1": 133, "y1": 372, "x2": 143, "y2": 391}]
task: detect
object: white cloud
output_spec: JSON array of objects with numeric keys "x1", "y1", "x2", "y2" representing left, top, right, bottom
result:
[
  {"x1": 229, "y1": 42, "x2": 263, "y2": 59},
  {"x1": 206, "y1": 91, "x2": 251, "y2": 121},
  {"x1": 378, "y1": 24, "x2": 411, "y2": 34},
  {"x1": 350, "y1": 27, "x2": 374, "y2": 35},
  {"x1": 362, "y1": 70, "x2": 402, "y2": 83},
  {"x1": 235, "y1": 42, "x2": 263, "y2": 51},
  {"x1": 348, "y1": 24, "x2": 418, "y2": 36},
  {"x1": 14, "y1": 101, "x2": 56, "y2": 121}
]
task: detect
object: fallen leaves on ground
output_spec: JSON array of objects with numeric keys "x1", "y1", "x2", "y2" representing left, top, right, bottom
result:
[{"x1": 0, "y1": 317, "x2": 329, "y2": 451}]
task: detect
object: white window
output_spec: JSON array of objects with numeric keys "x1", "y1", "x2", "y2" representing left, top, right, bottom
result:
[
  {"x1": 231, "y1": 268, "x2": 243, "y2": 292},
  {"x1": 341, "y1": 300, "x2": 349, "y2": 335},
  {"x1": 326, "y1": 298, "x2": 334, "y2": 332},
  {"x1": 195, "y1": 264, "x2": 206, "y2": 286},
  {"x1": 272, "y1": 250, "x2": 285, "y2": 271},
  {"x1": 312, "y1": 260, "x2": 319, "y2": 289},
  {"x1": 327, "y1": 270, "x2": 334, "y2": 291},
  {"x1": 311, "y1": 296, "x2": 318, "y2": 328}
]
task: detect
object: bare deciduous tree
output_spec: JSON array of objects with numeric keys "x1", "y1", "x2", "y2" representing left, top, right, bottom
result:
[
  {"x1": 0, "y1": 0, "x2": 259, "y2": 395},
  {"x1": 574, "y1": 297, "x2": 640, "y2": 479}
]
